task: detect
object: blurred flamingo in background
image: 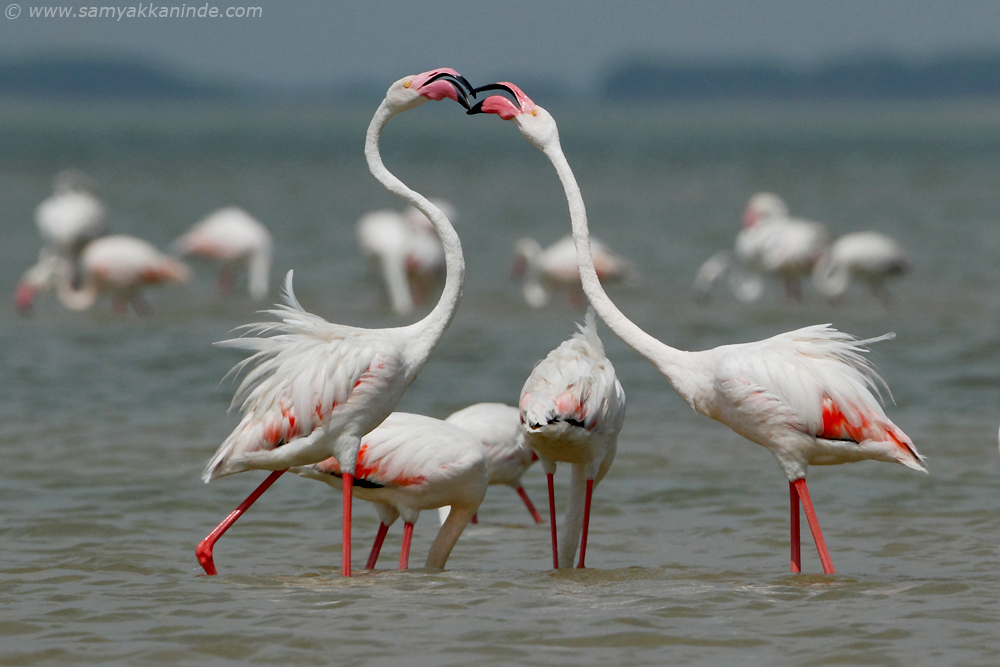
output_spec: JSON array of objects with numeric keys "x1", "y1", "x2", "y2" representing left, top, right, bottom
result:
[
  {"x1": 512, "y1": 235, "x2": 631, "y2": 308},
  {"x1": 470, "y1": 81, "x2": 925, "y2": 574},
  {"x1": 173, "y1": 206, "x2": 273, "y2": 300},
  {"x1": 518, "y1": 310, "x2": 626, "y2": 569},
  {"x1": 812, "y1": 231, "x2": 910, "y2": 305},
  {"x1": 15, "y1": 169, "x2": 108, "y2": 313},
  {"x1": 437, "y1": 402, "x2": 543, "y2": 525},
  {"x1": 195, "y1": 69, "x2": 473, "y2": 578},
  {"x1": 356, "y1": 199, "x2": 453, "y2": 315},
  {"x1": 291, "y1": 412, "x2": 488, "y2": 570}
]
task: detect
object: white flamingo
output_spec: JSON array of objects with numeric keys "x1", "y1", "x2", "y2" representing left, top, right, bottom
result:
[
  {"x1": 15, "y1": 169, "x2": 108, "y2": 313},
  {"x1": 173, "y1": 206, "x2": 273, "y2": 300},
  {"x1": 512, "y1": 235, "x2": 631, "y2": 308},
  {"x1": 438, "y1": 402, "x2": 543, "y2": 525},
  {"x1": 470, "y1": 82, "x2": 926, "y2": 574},
  {"x1": 812, "y1": 231, "x2": 910, "y2": 305},
  {"x1": 195, "y1": 69, "x2": 473, "y2": 578},
  {"x1": 47, "y1": 234, "x2": 189, "y2": 314},
  {"x1": 694, "y1": 193, "x2": 829, "y2": 302},
  {"x1": 355, "y1": 199, "x2": 452, "y2": 315},
  {"x1": 518, "y1": 310, "x2": 625, "y2": 569},
  {"x1": 291, "y1": 412, "x2": 488, "y2": 570}
]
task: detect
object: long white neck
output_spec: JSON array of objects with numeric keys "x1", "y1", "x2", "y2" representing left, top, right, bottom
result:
[
  {"x1": 541, "y1": 139, "x2": 692, "y2": 385},
  {"x1": 365, "y1": 100, "x2": 464, "y2": 353}
]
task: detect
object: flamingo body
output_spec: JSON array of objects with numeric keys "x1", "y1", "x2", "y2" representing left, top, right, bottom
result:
[
  {"x1": 174, "y1": 206, "x2": 273, "y2": 300},
  {"x1": 292, "y1": 412, "x2": 488, "y2": 569},
  {"x1": 518, "y1": 310, "x2": 625, "y2": 568},
  {"x1": 513, "y1": 235, "x2": 630, "y2": 308},
  {"x1": 813, "y1": 231, "x2": 910, "y2": 303}
]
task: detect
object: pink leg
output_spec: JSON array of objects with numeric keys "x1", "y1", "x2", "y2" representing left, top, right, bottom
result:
[
  {"x1": 342, "y1": 474, "x2": 353, "y2": 577},
  {"x1": 792, "y1": 478, "x2": 835, "y2": 574},
  {"x1": 196, "y1": 469, "x2": 286, "y2": 576},
  {"x1": 576, "y1": 478, "x2": 594, "y2": 568},
  {"x1": 365, "y1": 522, "x2": 390, "y2": 569},
  {"x1": 516, "y1": 485, "x2": 543, "y2": 524},
  {"x1": 789, "y1": 481, "x2": 801, "y2": 573},
  {"x1": 547, "y1": 472, "x2": 558, "y2": 569},
  {"x1": 398, "y1": 522, "x2": 414, "y2": 570}
]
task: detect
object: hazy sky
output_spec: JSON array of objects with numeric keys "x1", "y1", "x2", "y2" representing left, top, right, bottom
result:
[{"x1": 3, "y1": 1, "x2": 999, "y2": 90}]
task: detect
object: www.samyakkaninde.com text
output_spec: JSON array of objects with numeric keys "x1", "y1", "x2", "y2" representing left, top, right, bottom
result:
[{"x1": 23, "y1": 4, "x2": 262, "y2": 19}]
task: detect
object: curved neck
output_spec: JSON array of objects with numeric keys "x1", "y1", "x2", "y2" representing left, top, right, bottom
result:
[
  {"x1": 365, "y1": 100, "x2": 464, "y2": 347},
  {"x1": 542, "y1": 140, "x2": 686, "y2": 378},
  {"x1": 54, "y1": 258, "x2": 97, "y2": 311},
  {"x1": 425, "y1": 502, "x2": 476, "y2": 569}
]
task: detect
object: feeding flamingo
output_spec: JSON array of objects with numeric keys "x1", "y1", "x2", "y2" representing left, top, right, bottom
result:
[
  {"x1": 469, "y1": 82, "x2": 926, "y2": 574},
  {"x1": 438, "y1": 402, "x2": 543, "y2": 525},
  {"x1": 291, "y1": 412, "x2": 488, "y2": 570},
  {"x1": 196, "y1": 69, "x2": 473, "y2": 578},
  {"x1": 518, "y1": 310, "x2": 625, "y2": 569},
  {"x1": 43, "y1": 234, "x2": 189, "y2": 315},
  {"x1": 173, "y1": 206, "x2": 273, "y2": 300},
  {"x1": 355, "y1": 199, "x2": 452, "y2": 315},
  {"x1": 15, "y1": 169, "x2": 108, "y2": 313},
  {"x1": 512, "y1": 235, "x2": 631, "y2": 308},
  {"x1": 812, "y1": 231, "x2": 910, "y2": 305}
]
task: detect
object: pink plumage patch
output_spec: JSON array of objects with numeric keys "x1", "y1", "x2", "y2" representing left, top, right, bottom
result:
[{"x1": 818, "y1": 396, "x2": 919, "y2": 460}]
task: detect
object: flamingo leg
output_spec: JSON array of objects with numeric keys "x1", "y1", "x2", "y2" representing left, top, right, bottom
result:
[
  {"x1": 576, "y1": 478, "x2": 594, "y2": 569},
  {"x1": 196, "y1": 469, "x2": 286, "y2": 576},
  {"x1": 365, "y1": 522, "x2": 390, "y2": 570},
  {"x1": 792, "y1": 478, "x2": 835, "y2": 574},
  {"x1": 398, "y1": 522, "x2": 414, "y2": 570},
  {"x1": 516, "y1": 485, "x2": 543, "y2": 524},
  {"x1": 342, "y1": 473, "x2": 353, "y2": 577},
  {"x1": 470, "y1": 513, "x2": 478, "y2": 525},
  {"x1": 789, "y1": 480, "x2": 801, "y2": 573},
  {"x1": 546, "y1": 472, "x2": 558, "y2": 569}
]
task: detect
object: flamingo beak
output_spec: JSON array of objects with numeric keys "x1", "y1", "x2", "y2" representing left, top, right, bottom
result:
[
  {"x1": 466, "y1": 83, "x2": 521, "y2": 115},
  {"x1": 419, "y1": 71, "x2": 475, "y2": 110}
]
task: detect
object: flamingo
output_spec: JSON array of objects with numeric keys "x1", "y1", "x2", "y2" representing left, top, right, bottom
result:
[
  {"x1": 355, "y1": 199, "x2": 452, "y2": 315},
  {"x1": 438, "y1": 402, "x2": 543, "y2": 525},
  {"x1": 45, "y1": 234, "x2": 189, "y2": 314},
  {"x1": 291, "y1": 412, "x2": 488, "y2": 570},
  {"x1": 173, "y1": 206, "x2": 273, "y2": 300},
  {"x1": 812, "y1": 231, "x2": 910, "y2": 305},
  {"x1": 518, "y1": 310, "x2": 626, "y2": 569},
  {"x1": 469, "y1": 82, "x2": 926, "y2": 574},
  {"x1": 694, "y1": 193, "x2": 829, "y2": 302},
  {"x1": 195, "y1": 68, "x2": 473, "y2": 578},
  {"x1": 15, "y1": 169, "x2": 108, "y2": 313},
  {"x1": 512, "y1": 235, "x2": 632, "y2": 308}
]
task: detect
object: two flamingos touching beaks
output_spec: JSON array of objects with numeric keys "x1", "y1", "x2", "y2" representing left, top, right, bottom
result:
[{"x1": 197, "y1": 69, "x2": 925, "y2": 579}]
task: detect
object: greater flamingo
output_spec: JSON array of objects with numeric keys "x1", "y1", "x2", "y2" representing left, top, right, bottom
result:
[
  {"x1": 291, "y1": 412, "x2": 488, "y2": 570},
  {"x1": 196, "y1": 69, "x2": 473, "y2": 578},
  {"x1": 355, "y1": 199, "x2": 452, "y2": 315},
  {"x1": 16, "y1": 169, "x2": 108, "y2": 313},
  {"x1": 46, "y1": 234, "x2": 189, "y2": 314},
  {"x1": 518, "y1": 310, "x2": 625, "y2": 569},
  {"x1": 694, "y1": 193, "x2": 829, "y2": 302},
  {"x1": 470, "y1": 82, "x2": 926, "y2": 574},
  {"x1": 512, "y1": 235, "x2": 631, "y2": 308},
  {"x1": 173, "y1": 206, "x2": 273, "y2": 300},
  {"x1": 812, "y1": 231, "x2": 910, "y2": 305},
  {"x1": 438, "y1": 402, "x2": 543, "y2": 524}
]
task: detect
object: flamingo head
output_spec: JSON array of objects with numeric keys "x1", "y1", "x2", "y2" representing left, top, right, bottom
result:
[
  {"x1": 386, "y1": 68, "x2": 474, "y2": 112},
  {"x1": 467, "y1": 82, "x2": 559, "y2": 151},
  {"x1": 742, "y1": 192, "x2": 788, "y2": 228}
]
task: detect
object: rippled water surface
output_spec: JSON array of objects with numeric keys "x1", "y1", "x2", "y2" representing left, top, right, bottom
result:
[{"x1": 2, "y1": 99, "x2": 1000, "y2": 666}]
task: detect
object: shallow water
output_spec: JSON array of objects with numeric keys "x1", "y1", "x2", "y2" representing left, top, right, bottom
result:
[{"x1": 2, "y1": 98, "x2": 1000, "y2": 666}]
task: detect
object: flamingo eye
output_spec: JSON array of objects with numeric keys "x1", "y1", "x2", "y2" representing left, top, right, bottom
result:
[
  {"x1": 532, "y1": 109, "x2": 538, "y2": 116},
  {"x1": 404, "y1": 80, "x2": 412, "y2": 89}
]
